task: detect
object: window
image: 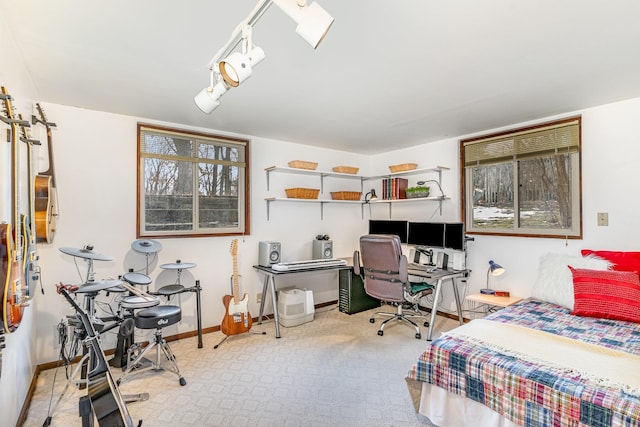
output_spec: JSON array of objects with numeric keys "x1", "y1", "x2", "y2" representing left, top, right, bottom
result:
[
  {"x1": 137, "y1": 123, "x2": 250, "y2": 237},
  {"x1": 461, "y1": 116, "x2": 582, "y2": 239}
]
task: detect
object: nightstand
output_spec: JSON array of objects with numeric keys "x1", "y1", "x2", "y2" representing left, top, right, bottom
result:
[{"x1": 466, "y1": 293, "x2": 523, "y2": 318}]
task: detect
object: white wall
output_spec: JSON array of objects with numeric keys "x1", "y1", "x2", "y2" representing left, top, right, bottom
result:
[
  {"x1": 0, "y1": 12, "x2": 40, "y2": 427},
  {"x1": 368, "y1": 97, "x2": 640, "y2": 314},
  {"x1": 31, "y1": 103, "x2": 375, "y2": 366}
]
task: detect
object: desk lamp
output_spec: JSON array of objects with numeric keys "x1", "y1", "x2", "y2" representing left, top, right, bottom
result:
[
  {"x1": 364, "y1": 189, "x2": 378, "y2": 203},
  {"x1": 481, "y1": 260, "x2": 505, "y2": 294}
]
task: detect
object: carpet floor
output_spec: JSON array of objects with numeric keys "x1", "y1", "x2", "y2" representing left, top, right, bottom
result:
[{"x1": 24, "y1": 305, "x2": 458, "y2": 426}]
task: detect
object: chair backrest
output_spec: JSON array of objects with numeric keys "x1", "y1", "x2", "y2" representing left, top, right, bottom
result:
[{"x1": 357, "y1": 234, "x2": 408, "y2": 302}]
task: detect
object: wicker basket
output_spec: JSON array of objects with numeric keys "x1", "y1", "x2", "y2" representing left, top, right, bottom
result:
[
  {"x1": 332, "y1": 166, "x2": 359, "y2": 175},
  {"x1": 288, "y1": 160, "x2": 318, "y2": 170},
  {"x1": 330, "y1": 191, "x2": 362, "y2": 201},
  {"x1": 285, "y1": 188, "x2": 320, "y2": 199},
  {"x1": 388, "y1": 163, "x2": 418, "y2": 173}
]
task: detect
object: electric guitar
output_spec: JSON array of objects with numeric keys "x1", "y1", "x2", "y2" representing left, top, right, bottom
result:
[
  {"x1": 57, "y1": 284, "x2": 136, "y2": 427},
  {"x1": 32, "y1": 103, "x2": 57, "y2": 244},
  {"x1": 220, "y1": 239, "x2": 252, "y2": 336},
  {"x1": 1, "y1": 86, "x2": 28, "y2": 333},
  {"x1": 19, "y1": 114, "x2": 41, "y2": 297}
]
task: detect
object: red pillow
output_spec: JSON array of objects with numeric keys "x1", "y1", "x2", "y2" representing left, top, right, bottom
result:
[
  {"x1": 569, "y1": 266, "x2": 640, "y2": 323},
  {"x1": 581, "y1": 249, "x2": 640, "y2": 273}
]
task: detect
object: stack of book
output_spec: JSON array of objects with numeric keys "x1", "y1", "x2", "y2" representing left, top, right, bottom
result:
[{"x1": 381, "y1": 177, "x2": 408, "y2": 200}]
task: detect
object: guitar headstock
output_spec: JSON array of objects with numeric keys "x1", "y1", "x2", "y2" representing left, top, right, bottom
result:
[
  {"x1": 1, "y1": 86, "x2": 15, "y2": 121},
  {"x1": 34, "y1": 102, "x2": 56, "y2": 129},
  {"x1": 229, "y1": 239, "x2": 238, "y2": 257},
  {"x1": 18, "y1": 114, "x2": 39, "y2": 146}
]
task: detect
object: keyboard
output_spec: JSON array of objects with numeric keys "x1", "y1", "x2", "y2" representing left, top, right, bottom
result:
[
  {"x1": 408, "y1": 263, "x2": 437, "y2": 272},
  {"x1": 272, "y1": 258, "x2": 347, "y2": 271}
]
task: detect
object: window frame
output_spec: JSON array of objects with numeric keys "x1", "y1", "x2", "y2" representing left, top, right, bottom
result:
[
  {"x1": 136, "y1": 123, "x2": 251, "y2": 238},
  {"x1": 460, "y1": 116, "x2": 582, "y2": 239}
]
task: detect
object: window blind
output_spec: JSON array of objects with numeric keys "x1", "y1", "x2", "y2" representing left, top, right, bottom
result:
[{"x1": 464, "y1": 119, "x2": 580, "y2": 167}]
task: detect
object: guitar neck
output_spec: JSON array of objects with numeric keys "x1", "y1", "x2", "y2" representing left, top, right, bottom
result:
[
  {"x1": 232, "y1": 255, "x2": 240, "y2": 303},
  {"x1": 34, "y1": 103, "x2": 56, "y2": 186},
  {"x1": 1, "y1": 87, "x2": 25, "y2": 259}
]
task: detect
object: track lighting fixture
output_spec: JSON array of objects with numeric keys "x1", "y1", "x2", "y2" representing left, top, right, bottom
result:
[
  {"x1": 194, "y1": 0, "x2": 333, "y2": 114},
  {"x1": 272, "y1": 0, "x2": 334, "y2": 49},
  {"x1": 193, "y1": 76, "x2": 229, "y2": 114},
  {"x1": 219, "y1": 45, "x2": 266, "y2": 87}
]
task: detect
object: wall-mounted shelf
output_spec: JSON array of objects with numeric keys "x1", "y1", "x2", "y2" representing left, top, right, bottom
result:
[
  {"x1": 265, "y1": 166, "x2": 366, "y2": 193},
  {"x1": 264, "y1": 165, "x2": 451, "y2": 220},
  {"x1": 364, "y1": 166, "x2": 449, "y2": 182},
  {"x1": 367, "y1": 195, "x2": 451, "y2": 217},
  {"x1": 265, "y1": 197, "x2": 362, "y2": 220}
]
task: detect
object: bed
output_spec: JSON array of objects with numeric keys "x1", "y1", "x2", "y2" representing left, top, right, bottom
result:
[{"x1": 405, "y1": 251, "x2": 640, "y2": 427}]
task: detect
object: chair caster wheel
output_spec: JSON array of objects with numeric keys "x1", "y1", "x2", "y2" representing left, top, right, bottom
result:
[
  {"x1": 415, "y1": 333, "x2": 421, "y2": 339},
  {"x1": 424, "y1": 322, "x2": 429, "y2": 327},
  {"x1": 179, "y1": 377, "x2": 187, "y2": 386},
  {"x1": 377, "y1": 330, "x2": 384, "y2": 336},
  {"x1": 369, "y1": 318, "x2": 375, "y2": 323}
]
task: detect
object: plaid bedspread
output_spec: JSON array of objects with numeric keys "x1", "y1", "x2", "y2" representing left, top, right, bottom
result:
[{"x1": 406, "y1": 298, "x2": 640, "y2": 426}]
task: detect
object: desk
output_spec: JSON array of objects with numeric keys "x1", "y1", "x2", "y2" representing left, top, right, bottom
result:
[
  {"x1": 254, "y1": 264, "x2": 467, "y2": 341},
  {"x1": 253, "y1": 264, "x2": 349, "y2": 338},
  {"x1": 407, "y1": 267, "x2": 468, "y2": 341}
]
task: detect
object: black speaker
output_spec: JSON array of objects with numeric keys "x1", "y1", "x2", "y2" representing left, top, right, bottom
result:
[
  {"x1": 312, "y1": 240, "x2": 333, "y2": 259},
  {"x1": 259, "y1": 241, "x2": 281, "y2": 266}
]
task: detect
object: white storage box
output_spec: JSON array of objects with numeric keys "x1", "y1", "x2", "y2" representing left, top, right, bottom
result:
[{"x1": 277, "y1": 288, "x2": 314, "y2": 327}]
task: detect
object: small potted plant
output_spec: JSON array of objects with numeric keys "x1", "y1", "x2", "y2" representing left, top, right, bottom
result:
[{"x1": 406, "y1": 186, "x2": 430, "y2": 199}]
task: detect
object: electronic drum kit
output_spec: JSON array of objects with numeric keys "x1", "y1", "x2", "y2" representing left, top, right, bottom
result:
[{"x1": 57, "y1": 239, "x2": 202, "y2": 366}]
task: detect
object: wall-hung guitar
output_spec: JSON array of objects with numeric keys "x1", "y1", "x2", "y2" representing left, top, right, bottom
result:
[
  {"x1": 32, "y1": 103, "x2": 58, "y2": 244},
  {"x1": 1, "y1": 86, "x2": 29, "y2": 333},
  {"x1": 220, "y1": 239, "x2": 252, "y2": 336},
  {"x1": 19, "y1": 114, "x2": 41, "y2": 297}
]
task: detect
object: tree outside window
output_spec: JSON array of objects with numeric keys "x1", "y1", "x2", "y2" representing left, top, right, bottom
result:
[
  {"x1": 137, "y1": 124, "x2": 250, "y2": 237},
  {"x1": 461, "y1": 117, "x2": 581, "y2": 239}
]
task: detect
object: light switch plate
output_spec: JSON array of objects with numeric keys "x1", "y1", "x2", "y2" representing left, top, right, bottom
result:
[{"x1": 597, "y1": 212, "x2": 608, "y2": 226}]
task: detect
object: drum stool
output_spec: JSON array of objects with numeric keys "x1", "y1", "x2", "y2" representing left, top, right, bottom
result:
[{"x1": 119, "y1": 305, "x2": 186, "y2": 386}]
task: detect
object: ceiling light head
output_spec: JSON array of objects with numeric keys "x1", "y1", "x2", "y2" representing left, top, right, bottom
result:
[
  {"x1": 219, "y1": 46, "x2": 265, "y2": 87},
  {"x1": 273, "y1": 0, "x2": 334, "y2": 49},
  {"x1": 194, "y1": 80, "x2": 229, "y2": 114}
]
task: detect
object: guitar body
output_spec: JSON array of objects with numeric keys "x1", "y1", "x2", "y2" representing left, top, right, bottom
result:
[
  {"x1": 21, "y1": 214, "x2": 37, "y2": 297},
  {"x1": 34, "y1": 174, "x2": 55, "y2": 243},
  {"x1": 220, "y1": 239, "x2": 253, "y2": 337},
  {"x1": 0, "y1": 225, "x2": 12, "y2": 330},
  {"x1": 2, "y1": 225, "x2": 24, "y2": 332},
  {"x1": 220, "y1": 293, "x2": 252, "y2": 336}
]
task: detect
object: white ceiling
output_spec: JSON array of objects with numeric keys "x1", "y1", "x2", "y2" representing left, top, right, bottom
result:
[{"x1": 2, "y1": 0, "x2": 640, "y2": 154}]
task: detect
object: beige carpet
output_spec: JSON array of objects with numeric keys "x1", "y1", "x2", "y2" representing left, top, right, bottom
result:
[{"x1": 24, "y1": 306, "x2": 458, "y2": 427}]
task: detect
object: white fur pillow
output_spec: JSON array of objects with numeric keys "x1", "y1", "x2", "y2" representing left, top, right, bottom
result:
[{"x1": 532, "y1": 253, "x2": 611, "y2": 310}]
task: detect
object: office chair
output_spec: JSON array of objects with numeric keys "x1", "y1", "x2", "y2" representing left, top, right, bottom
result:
[{"x1": 353, "y1": 234, "x2": 432, "y2": 339}]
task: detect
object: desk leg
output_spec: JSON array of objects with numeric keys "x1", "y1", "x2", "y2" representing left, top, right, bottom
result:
[
  {"x1": 427, "y1": 279, "x2": 443, "y2": 341},
  {"x1": 451, "y1": 277, "x2": 464, "y2": 326},
  {"x1": 258, "y1": 274, "x2": 269, "y2": 324},
  {"x1": 269, "y1": 275, "x2": 281, "y2": 338}
]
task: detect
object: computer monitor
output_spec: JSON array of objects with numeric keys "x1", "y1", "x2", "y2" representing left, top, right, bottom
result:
[
  {"x1": 407, "y1": 222, "x2": 445, "y2": 248},
  {"x1": 368, "y1": 220, "x2": 408, "y2": 244},
  {"x1": 444, "y1": 222, "x2": 465, "y2": 251}
]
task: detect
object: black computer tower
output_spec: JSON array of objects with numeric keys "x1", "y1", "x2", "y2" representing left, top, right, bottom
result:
[{"x1": 338, "y1": 268, "x2": 380, "y2": 314}]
